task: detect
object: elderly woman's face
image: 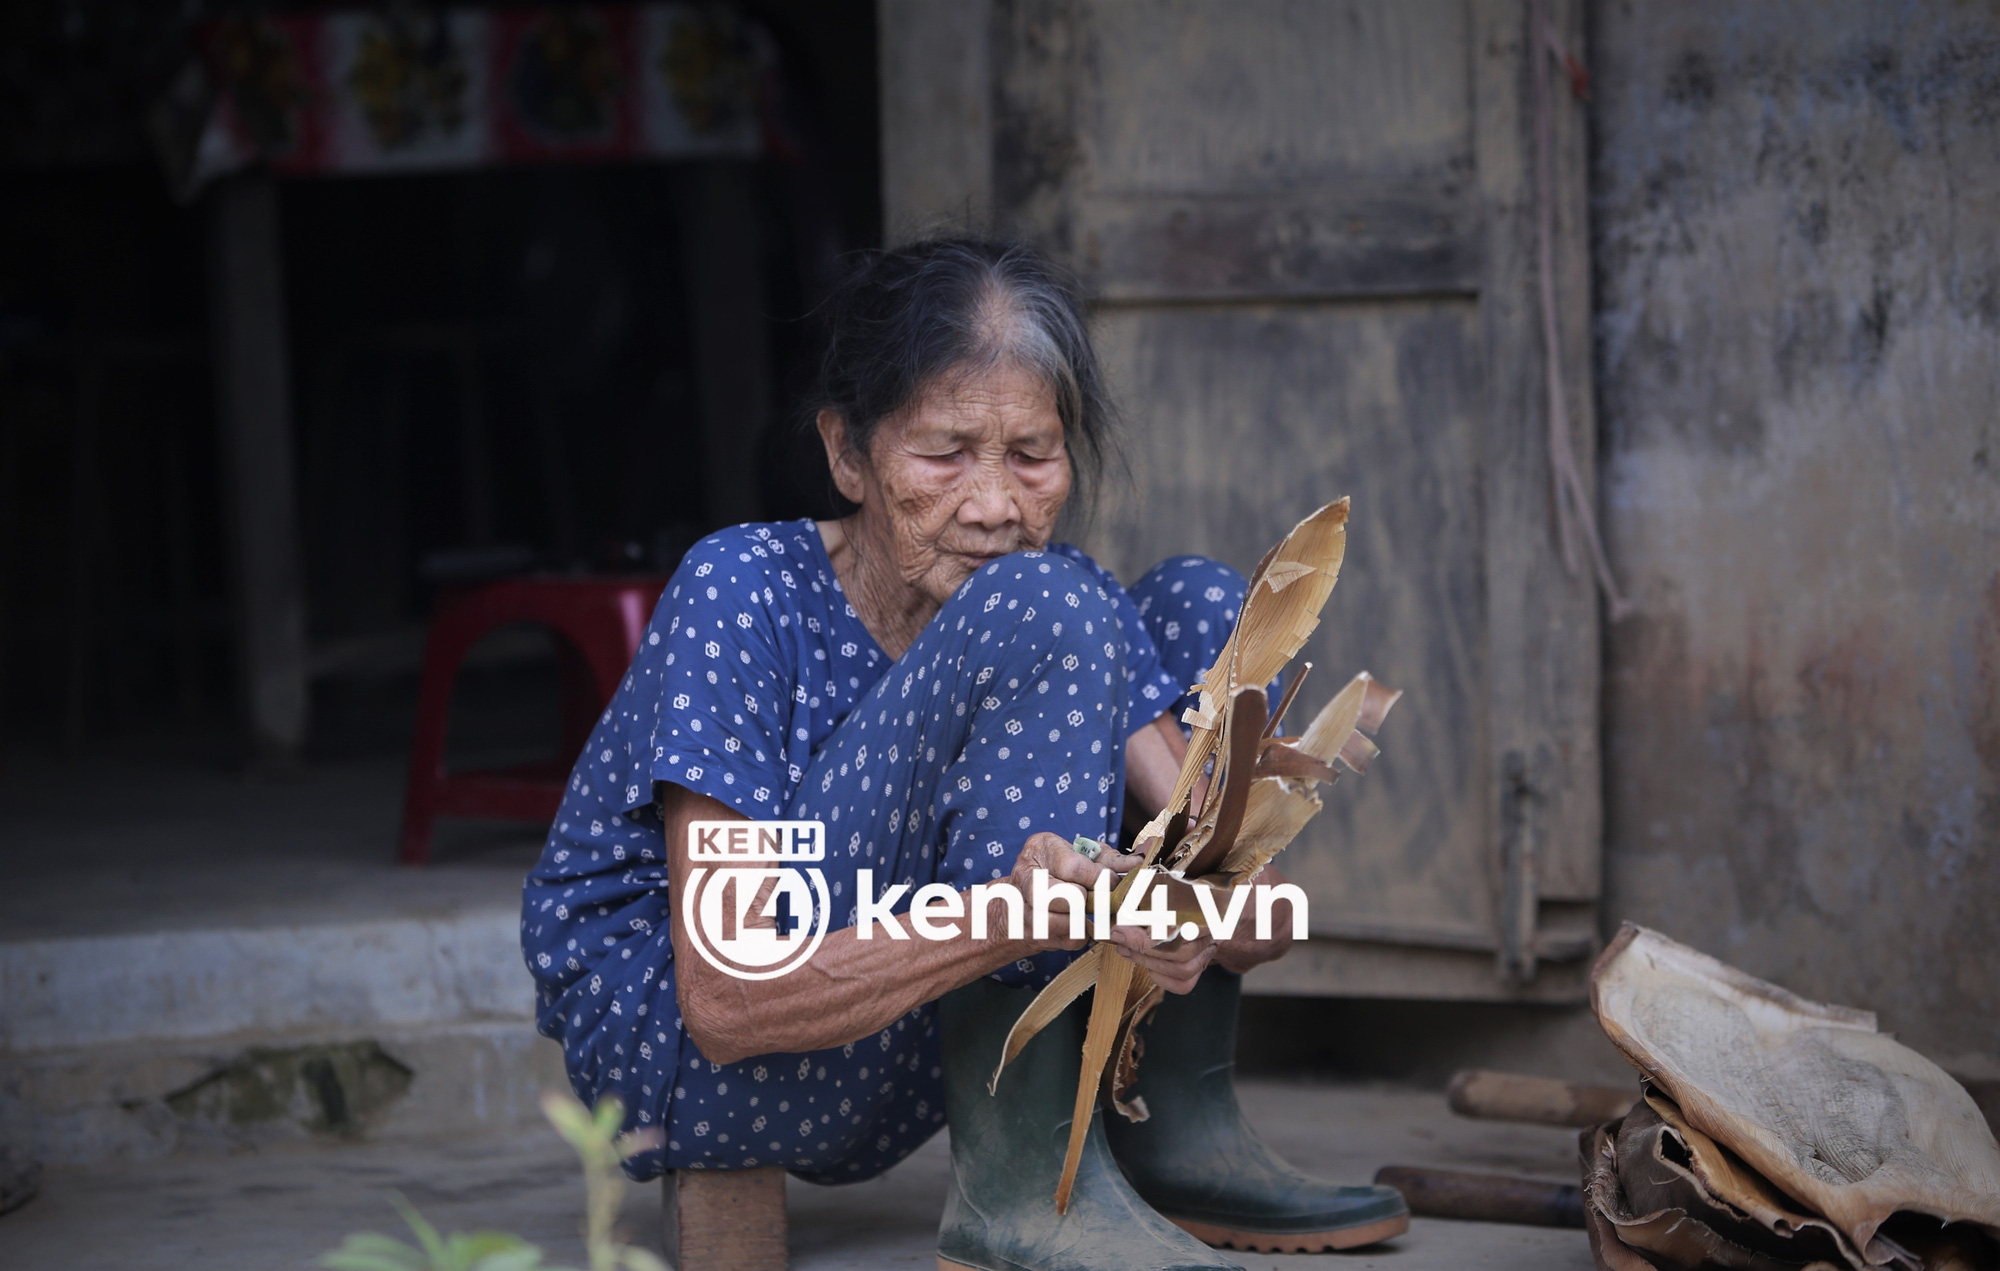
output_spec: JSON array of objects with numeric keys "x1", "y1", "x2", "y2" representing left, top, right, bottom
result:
[{"x1": 822, "y1": 361, "x2": 1072, "y2": 607}]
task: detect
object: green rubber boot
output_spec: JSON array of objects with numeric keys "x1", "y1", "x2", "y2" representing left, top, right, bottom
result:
[
  {"x1": 937, "y1": 977, "x2": 1242, "y2": 1271},
  {"x1": 1101, "y1": 969, "x2": 1410, "y2": 1254}
]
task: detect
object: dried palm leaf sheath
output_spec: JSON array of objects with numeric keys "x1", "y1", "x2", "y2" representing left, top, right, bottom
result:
[
  {"x1": 1579, "y1": 1117, "x2": 1849, "y2": 1271},
  {"x1": 987, "y1": 946, "x2": 1108, "y2": 1093},
  {"x1": 1630, "y1": 1091, "x2": 1865, "y2": 1268},
  {"x1": 1170, "y1": 686, "x2": 1268, "y2": 879},
  {"x1": 1581, "y1": 1099, "x2": 1931, "y2": 1271},
  {"x1": 1210, "y1": 670, "x2": 1402, "y2": 888},
  {"x1": 1109, "y1": 980, "x2": 1166, "y2": 1122},
  {"x1": 988, "y1": 499, "x2": 1403, "y2": 1212},
  {"x1": 1591, "y1": 925, "x2": 2000, "y2": 1264}
]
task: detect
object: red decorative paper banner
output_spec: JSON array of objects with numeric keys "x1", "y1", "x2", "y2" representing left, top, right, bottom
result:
[{"x1": 180, "y1": 5, "x2": 774, "y2": 191}]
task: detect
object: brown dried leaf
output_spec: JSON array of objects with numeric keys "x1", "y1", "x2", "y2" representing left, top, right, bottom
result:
[
  {"x1": 1337, "y1": 730, "x2": 1381, "y2": 775},
  {"x1": 1297, "y1": 670, "x2": 1400, "y2": 766},
  {"x1": 1170, "y1": 686, "x2": 1266, "y2": 877},
  {"x1": 1582, "y1": 1112, "x2": 1843, "y2": 1271},
  {"x1": 1057, "y1": 951, "x2": 1136, "y2": 1212},
  {"x1": 1215, "y1": 777, "x2": 1322, "y2": 884},
  {"x1": 1255, "y1": 738, "x2": 1340, "y2": 784},
  {"x1": 1109, "y1": 977, "x2": 1165, "y2": 1123},
  {"x1": 1640, "y1": 1090, "x2": 1864, "y2": 1266},
  {"x1": 987, "y1": 944, "x2": 1107, "y2": 1094},
  {"x1": 1187, "y1": 499, "x2": 1349, "y2": 713}
]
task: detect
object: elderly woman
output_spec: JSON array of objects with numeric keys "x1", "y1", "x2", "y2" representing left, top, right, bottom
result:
[{"x1": 521, "y1": 240, "x2": 1405, "y2": 1270}]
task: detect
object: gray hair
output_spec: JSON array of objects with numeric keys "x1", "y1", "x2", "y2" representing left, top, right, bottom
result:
[{"x1": 808, "y1": 238, "x2": 1117, "y2": 516}]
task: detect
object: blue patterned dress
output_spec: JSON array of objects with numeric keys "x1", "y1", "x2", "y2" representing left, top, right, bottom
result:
[{"x1": 521, "y1": 521, "x2": 1249, "y2": 1181}]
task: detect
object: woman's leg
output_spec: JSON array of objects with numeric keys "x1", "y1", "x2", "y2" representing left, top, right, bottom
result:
[
  {"x1": 794, "y1": 549, "x2": 1137, "y2": 920},
  {"x1": 663, "y1": 550, "x2": 1136, "y2": 1182},
  {"x1": 1128, "y1": 556, "x2": 1253, "y2": 722},
  {"x1": 1127, "y1": 555, "x2": 1300, "y2": 732}
]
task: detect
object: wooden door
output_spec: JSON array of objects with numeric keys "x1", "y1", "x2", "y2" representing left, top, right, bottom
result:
[{"x1": 880, "y1": 0, "x2": 1601, "y2": 1000}]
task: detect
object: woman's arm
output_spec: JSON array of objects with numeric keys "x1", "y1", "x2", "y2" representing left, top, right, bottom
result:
[
  {"x1": 1124, "y1": 711, "x2": 1292, "y2": 976},
  {"x1": 663, "y1": 783, "x2": 1198, "y2": 1064},
  {"x1": 1124, "y1": 712, "x2": 1189, "y2": 817}
]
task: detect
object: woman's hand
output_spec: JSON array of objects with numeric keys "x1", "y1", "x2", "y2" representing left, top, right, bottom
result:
[
  {"x1": 1008, "y1": 830, "x2": 1219, "y2": 994},
  {"x1": 1008, "y1": 831, "x2": 1137, "y2": 950},
  {"x1": 1211, "y1": 863, "x2": 1295, "y2": 975},
  {"x1": 1109, "y1": 924, "x2": 1217, "y2": 994}
]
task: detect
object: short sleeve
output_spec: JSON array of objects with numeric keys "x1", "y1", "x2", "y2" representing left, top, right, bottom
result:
[
  {"x1": 1048, "y1": 544, "x2": 1183, "y2": 734},
  {"x1": 648, "y1": 532, "x2": 792, "y2": 820}
]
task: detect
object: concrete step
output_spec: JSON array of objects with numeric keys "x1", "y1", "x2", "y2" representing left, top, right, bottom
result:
[
  {"x1": 0, "y1": 902, "x2": 563, "y2": 1165},
  {"x1": 1, "y1": 907, "x2": 529, "y2": 1052},
  {"x1": 3, "y1": 1019, "x2": 565, "y2": 1165}
]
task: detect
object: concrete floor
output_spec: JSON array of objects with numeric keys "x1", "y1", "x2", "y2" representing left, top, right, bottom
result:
[
  {"x1": 0, "y1": 1079, "x2": 1595, "y2": 1271},
  {"x1": 0, "y1": 742, "x2": 544, "y2": 943}
]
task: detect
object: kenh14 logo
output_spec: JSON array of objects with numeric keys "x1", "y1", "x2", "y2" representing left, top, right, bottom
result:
[{"x1": 680, "y1": 820, "x2": 831, "y2": 981}]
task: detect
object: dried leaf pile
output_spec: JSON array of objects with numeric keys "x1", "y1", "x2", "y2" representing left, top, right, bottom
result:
[
  {"x1": 1584, "y1": 925, "x2": 2000, "y2": 1271},
  {"x1": 989, "y1": 498, "x2": 1401, "y2": 1211}
]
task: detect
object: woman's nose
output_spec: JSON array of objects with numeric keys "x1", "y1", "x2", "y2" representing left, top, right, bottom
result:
[{"x1": 957, "y1": 464, "x2": 1022, "y2": 528}]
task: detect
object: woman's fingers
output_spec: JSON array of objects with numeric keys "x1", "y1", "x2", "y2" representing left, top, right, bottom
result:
[
  {"x1": 1017, "y1": 832, "x2": 1141, "y2": 889},
  {"x1": 1211, "y1": 865, "x2": 1295, "y2": 975},
  {"x1": 1111, "y1": 941, "x2": 1216, "y2": 993},
  {"x1": 1009, "y1": 833, "x2": 1094, "y2": 948},
  {"x1": 1108, "y1": 925, "x2": 1212, "y2": 961},
  {"x1": 1039, "y1": 841, "x2": 1105, "y2": 887},
  {"x1": 1107, "y1": 925, "x2": 1218, "y2": 994},
  {"x1": 1008, "y1": 832, "x2": 1188, "y2": 955},
  {"x1": 1100, "y1": 847, "x2": 1145, "y2": 874}
]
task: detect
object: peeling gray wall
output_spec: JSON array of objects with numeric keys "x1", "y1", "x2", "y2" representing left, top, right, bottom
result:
[{"x1": 1591, "y1": 1, "x2": 2000, "y2": 1077}]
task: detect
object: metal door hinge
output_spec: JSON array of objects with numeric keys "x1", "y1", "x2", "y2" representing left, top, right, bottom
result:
[{"x1": 1498, "y1": 748, "x2": 1540, "y2": 984}]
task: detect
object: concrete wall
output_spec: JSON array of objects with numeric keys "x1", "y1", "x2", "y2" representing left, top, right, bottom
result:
[{"x1": 1591, "y1": 0, "x2": 2000, "y2": 1078}]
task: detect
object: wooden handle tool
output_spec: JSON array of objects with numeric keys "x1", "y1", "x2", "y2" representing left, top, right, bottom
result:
[
  {"x1": 1373, "y1": 1165, "x2": 1585, "y2": 1229},
  {"x1": 1445, "y1": 1068, "x2": 1635, "y2": 1128}
]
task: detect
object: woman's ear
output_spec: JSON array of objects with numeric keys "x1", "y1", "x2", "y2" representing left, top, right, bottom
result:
[{"x1": 816, "y1": 408, "x2": 868, "y2": 506}]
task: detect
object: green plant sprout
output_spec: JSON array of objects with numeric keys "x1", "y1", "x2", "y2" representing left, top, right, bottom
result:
[
  {"x1": 319, "y1": 1092, "x2": 668, "y2": 1271},
  {"x1": 541, "y1": 1090, "x2": 669, "y2": 1271}
]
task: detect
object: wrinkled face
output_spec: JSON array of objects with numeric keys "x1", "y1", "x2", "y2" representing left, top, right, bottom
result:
[{"x1": 821, "y1": 360, "x2": 1073, "y2": 608}]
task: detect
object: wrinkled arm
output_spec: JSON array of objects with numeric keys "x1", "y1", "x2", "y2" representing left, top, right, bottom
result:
[
  {"x1": 664, "y1": 783, "x2": 1134, "y2": 1064},
  {"x1": 1124, "y1": 712, "x2": 1188, "y2": 819}
]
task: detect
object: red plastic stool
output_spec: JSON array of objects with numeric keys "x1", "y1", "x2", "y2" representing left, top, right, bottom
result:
[{"x1": 397, "y1": 574, "x2": 670, "y2": 865}]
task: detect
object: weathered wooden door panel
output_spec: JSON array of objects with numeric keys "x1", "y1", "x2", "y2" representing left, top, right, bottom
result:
[
  {"x1": 1086, "y1": 303, "x2": 1491, "y2": 941},
  {"x1": 880, "y1": 0, "x2": 1602, "y2": 999},
  {"x1": 1080, "y1": 2, "x2": 1470, "y2": 190},
  {"x1": 1000, "y1": 0, "x2": 1480, "y2": 300}
]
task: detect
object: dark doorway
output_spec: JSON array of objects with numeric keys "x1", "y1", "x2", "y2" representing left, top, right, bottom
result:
[{"x1": 0, "y1": 0, "x2": 879, "y2": 766}]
